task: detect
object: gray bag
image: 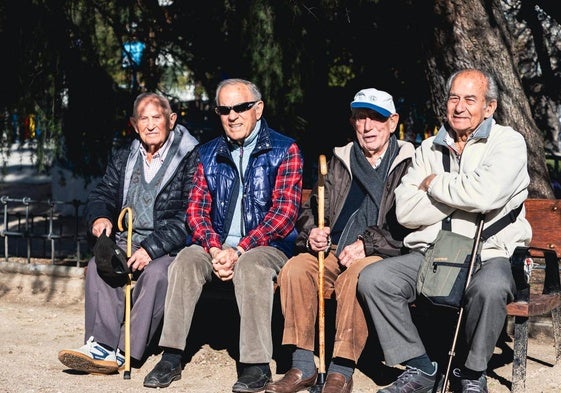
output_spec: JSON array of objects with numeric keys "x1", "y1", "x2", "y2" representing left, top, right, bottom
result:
[
  {"x1": 418, "y1": 148, "x2": 522, "y2": 308},
  {"x1": 417, "y1": 229, "x2": 481, "y2": 308}
]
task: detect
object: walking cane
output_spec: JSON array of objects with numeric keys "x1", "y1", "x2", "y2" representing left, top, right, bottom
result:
[
  {"x1": 309, "y1": 154, "x2": 328, "y2": 393},
  {"x1": 440, "y1": 214, "x2": 485, "y2": 393},
  {"x1": 117, "y1": 206, "x2": 133, "y2": 380}
]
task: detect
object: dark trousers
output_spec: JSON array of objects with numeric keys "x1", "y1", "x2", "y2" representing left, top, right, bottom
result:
[
  {"x1": 84, "y1": 246, "x2": 174, "y2": 360},
  {"x1": 357, "y1": 252, "x2": 516, "y2": 372}
]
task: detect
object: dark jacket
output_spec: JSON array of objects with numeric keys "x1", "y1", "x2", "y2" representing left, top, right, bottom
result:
[
  {"x1": 296, "y1": 139, "x2": 415, "y2": 257},
  {"x1": 84, "y1": 124, "x2": 199, "y2": 259}
]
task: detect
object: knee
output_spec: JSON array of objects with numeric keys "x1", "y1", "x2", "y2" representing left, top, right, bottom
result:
[
  {"x1": 169, "y1": 250, "x2": 204, "y2": 278},
  {"x1": 144, "y1": 259, "x2": 169, "y2": 283},
  {"x1": 469, "y1": 280, "x2": 512, "y2": 304},
  {"x1": 334, "y1": 265, "x2": 359, "y2": 291},
  {"x1": 356, "y1": 264, "x2": 383, "y2": 295},
  {"x1": 278, "y1": 256, "x2": 312, "y2": 286}
]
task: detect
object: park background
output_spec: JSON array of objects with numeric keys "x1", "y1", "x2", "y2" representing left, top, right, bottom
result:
[{"x1": 0, "y1": 2, "x2": 561, "y2": 392}]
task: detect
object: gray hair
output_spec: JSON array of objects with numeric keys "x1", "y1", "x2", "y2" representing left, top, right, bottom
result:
[
  {"x1": 214, "y1": 78, "x2": 262, "y2": 104},
  {"x1": 446, "y1": 68, "x2": 498, "y2": 103},
  {"x1": 132, "y1": 92, "x2": 173, "y2": 119}
]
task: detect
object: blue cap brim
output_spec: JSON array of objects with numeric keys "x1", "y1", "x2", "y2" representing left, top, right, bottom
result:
[{"x1": 351, "y1": 102, "x2": 391, "y2": 118}]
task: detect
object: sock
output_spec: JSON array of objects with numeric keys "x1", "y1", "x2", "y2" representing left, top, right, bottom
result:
[
  {"x1": 327, "y1": 357, "x2": 355, "y2": 381},
  {"x1": 462, "y1": 367, "x2": 484, "y2": 380},
  {"x1": 162, "y1": 348, "x2": 183, "y2": 368},
  {"x1": 405, "y1": 354, "x2": 436, "y2": 375},
  {"x1": 292, "y1": 348, "x2": 316, "y2": 379},
  {"x1": 246, "y1": 363, "x2": 270, "y2": 373},
  {"x1": 98, "y1": 342, "x2": 115, "y2": 353}
]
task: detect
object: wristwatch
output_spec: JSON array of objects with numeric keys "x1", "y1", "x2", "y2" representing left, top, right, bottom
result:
[{"x1": 357, "y1": 234, "x2": 369, "y2": 255}]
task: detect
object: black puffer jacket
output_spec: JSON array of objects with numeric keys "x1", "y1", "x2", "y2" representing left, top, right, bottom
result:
[{"x1": 84, "y1": 124, "x2": 199, "y2": 259}]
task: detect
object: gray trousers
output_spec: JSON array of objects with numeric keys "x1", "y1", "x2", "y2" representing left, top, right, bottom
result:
[
  {"x1": 159, "y1": 244, "x2": 287, "y2": 364},
  {"x1": 84, "y1": 246, "x2": 174, "y2": 360},
  {"x1": 356, "y1": 251, "x2": 516, "y2": 372}
]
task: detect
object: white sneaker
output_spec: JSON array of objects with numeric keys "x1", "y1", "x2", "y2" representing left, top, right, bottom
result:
[
  {"x1": 116, "y1": 349, "x2": 125, "y2": 369},
  {"x1": 58, "y1": 336, "x2": 119, "y2": 374}
]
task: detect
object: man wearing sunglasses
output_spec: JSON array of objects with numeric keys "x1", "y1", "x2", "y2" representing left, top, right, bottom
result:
[{"x1": 144, "y1": 78, "x2": 304, "y2": 392}]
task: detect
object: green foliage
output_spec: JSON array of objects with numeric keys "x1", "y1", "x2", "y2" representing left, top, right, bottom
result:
[{"x1": 328, "y1": 61, "x2": 356, "y2": 88}]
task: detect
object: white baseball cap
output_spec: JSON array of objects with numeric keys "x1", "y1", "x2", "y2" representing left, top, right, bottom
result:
[{"x1": 350, "y1": 88, "x2": 396, "y2": 118}]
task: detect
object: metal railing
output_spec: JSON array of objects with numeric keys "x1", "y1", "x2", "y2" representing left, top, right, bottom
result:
[{"x1": 0, "y1": 195, "x2": 88, "y2": 266}]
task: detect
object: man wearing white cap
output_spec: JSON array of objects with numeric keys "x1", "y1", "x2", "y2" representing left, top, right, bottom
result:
[{"x1": 265, "y1": 88, "x2": 415, "y2": 393}]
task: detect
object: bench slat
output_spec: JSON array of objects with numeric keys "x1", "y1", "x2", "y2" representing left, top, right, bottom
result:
[{"x1": 506, "y1": 294, "x2": 561, "y2": 317}]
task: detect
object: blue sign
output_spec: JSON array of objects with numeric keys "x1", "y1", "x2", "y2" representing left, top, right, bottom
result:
[{"x1": 122, "y1": 41, "x2": 145, "y2": 68}]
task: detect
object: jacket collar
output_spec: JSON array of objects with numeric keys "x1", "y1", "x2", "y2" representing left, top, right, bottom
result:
[
  {"x1": 433, "y1": 117, "x2": 495, "y2": 148},
  {"x1": 216, "y1": 118, "x2": 272, "y2": 159}
]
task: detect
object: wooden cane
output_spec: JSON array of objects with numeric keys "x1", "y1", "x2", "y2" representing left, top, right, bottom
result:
[
  {"x1": 310, "y1": 154, "x2": 328, "y2": 392},
  {"x1": 118, "y1": 206, "x2": 133, "y2": 380}
]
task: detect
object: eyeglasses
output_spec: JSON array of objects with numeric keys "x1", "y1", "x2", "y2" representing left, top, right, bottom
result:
[{"x1": 215, "y1": 101, "x2": 258, "y2": 116}]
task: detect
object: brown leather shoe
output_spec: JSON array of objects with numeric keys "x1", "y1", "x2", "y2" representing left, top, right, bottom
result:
[
  {"x1": 321, "y1": 372, "x2": 353, "y2": 393},
  {"x1": 265, "y1": 368, "x2": 318, "y2": 393}
]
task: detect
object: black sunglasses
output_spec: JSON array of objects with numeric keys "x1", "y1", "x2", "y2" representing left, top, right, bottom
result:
[{"x1": 215, "y1": 101, "x2": 258, "y2": 116}]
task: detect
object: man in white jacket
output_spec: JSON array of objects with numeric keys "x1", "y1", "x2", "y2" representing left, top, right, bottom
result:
[{"x1": 357, "y1": 68, "x2": 531, "y2": 393}]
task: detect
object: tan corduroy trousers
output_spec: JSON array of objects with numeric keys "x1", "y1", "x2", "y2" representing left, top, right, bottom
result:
[{"x1": 277, "y1": 250, "x2": 381, "y2": 362}]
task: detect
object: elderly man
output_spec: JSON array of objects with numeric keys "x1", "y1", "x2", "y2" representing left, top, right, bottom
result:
[
  {"x1": 58, "y1": 92, "x2": 199, "y2": 374},
  {"x1": 265, "y1": 87, "x2": 415, "y2": 393},
  {"x1": 143, "y1": 78, "x2": 304, "y2": 392}
]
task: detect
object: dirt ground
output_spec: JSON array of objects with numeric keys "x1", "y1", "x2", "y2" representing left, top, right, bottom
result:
[{"x1": 0, "y1": 267, "x2": 560, "y2": 393}]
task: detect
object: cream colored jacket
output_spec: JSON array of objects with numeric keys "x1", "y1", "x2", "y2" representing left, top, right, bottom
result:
[{"x1": 395, "y1": 117, "x2": 532, "y2": 261}]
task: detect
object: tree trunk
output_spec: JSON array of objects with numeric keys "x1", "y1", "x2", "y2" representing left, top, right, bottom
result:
[{"x1": 423, "y1": 0, "x2": 553, "y2": 198}]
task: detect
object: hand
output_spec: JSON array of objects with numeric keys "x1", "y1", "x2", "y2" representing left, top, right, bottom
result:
[
  {"x1": 337, "y1": 239, "x2": 366, "y2": 268},
  {"x1": 214, "y1": 267, "x2": 234, "y2": 281},
  {"x1": 91, "y1": 218, "x2": 113, "y2": 238},
  {"x1": 419, "y1": 174, "x2": 436, "y2": 192},
  {"x1": 211, "y1": 248, "x2": 239, "y2": 281},
  {"x1": 127, "y1": 247, "x2": 151, "y2": 272},
  {"x1": 307, "y1": 227, "x2": 331, "y2": 252}
]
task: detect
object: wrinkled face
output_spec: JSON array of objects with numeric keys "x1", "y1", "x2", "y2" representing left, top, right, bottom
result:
[
  {"x1": 350, "y1": 108, "x2": 399, "y2": 158},
  {"x1": 446, "y1": 70, "x2": 497, "y2": 137},
  {"x1": 215, "y1": 83, "x2": 263, "y2": 142},
  {"x1": 131, "y1": 98, "x2": 176, "y2": 154}
]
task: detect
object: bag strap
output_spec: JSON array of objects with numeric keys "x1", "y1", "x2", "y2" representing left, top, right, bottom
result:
[
  {"x1": 442, "y1": 147, "x2": 450, "y2": 172},
  {"x1": 442, "y1": 149, "x2": 452, "y2": 230},
  {"x1": 439, "y1": 146, "x2": 521, "y2": 238},
  {"x1": 480, "y1": 203, "x2": 523, "y2": 240}
]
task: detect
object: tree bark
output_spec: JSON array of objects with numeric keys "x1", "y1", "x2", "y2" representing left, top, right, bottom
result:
[{"x1": 423, "y1": 0, "x2": 553, "y2": 198}]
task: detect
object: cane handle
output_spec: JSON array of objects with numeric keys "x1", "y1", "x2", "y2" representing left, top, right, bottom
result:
[{"x1": 118, "y1": 207, "x2": 133, "y2": 258}]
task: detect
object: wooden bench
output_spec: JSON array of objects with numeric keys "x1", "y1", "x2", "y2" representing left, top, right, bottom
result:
[{"x1": 506, "y1": 198, "x2": 561, "y2": 393}]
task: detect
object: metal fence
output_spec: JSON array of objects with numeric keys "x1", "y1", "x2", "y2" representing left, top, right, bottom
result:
[{"x1": 0, "y1": 195, "x2": 88, "y2": 266}]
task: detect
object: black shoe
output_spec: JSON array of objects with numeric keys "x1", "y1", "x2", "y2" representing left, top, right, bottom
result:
[
  {"x1": 232, "y1": 364, "x2": 272, "y2": 393},
  {"x1": 143, "y1": 359, "x2": 182, "y2": 388}
]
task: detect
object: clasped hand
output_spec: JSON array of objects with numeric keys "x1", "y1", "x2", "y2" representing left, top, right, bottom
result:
[
  {"x1": 211, "y1": 247, "x2": 238, "y2": 281},
  {"x1": 308, "y1": 227, "x2": 331, "y2": 252}
]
